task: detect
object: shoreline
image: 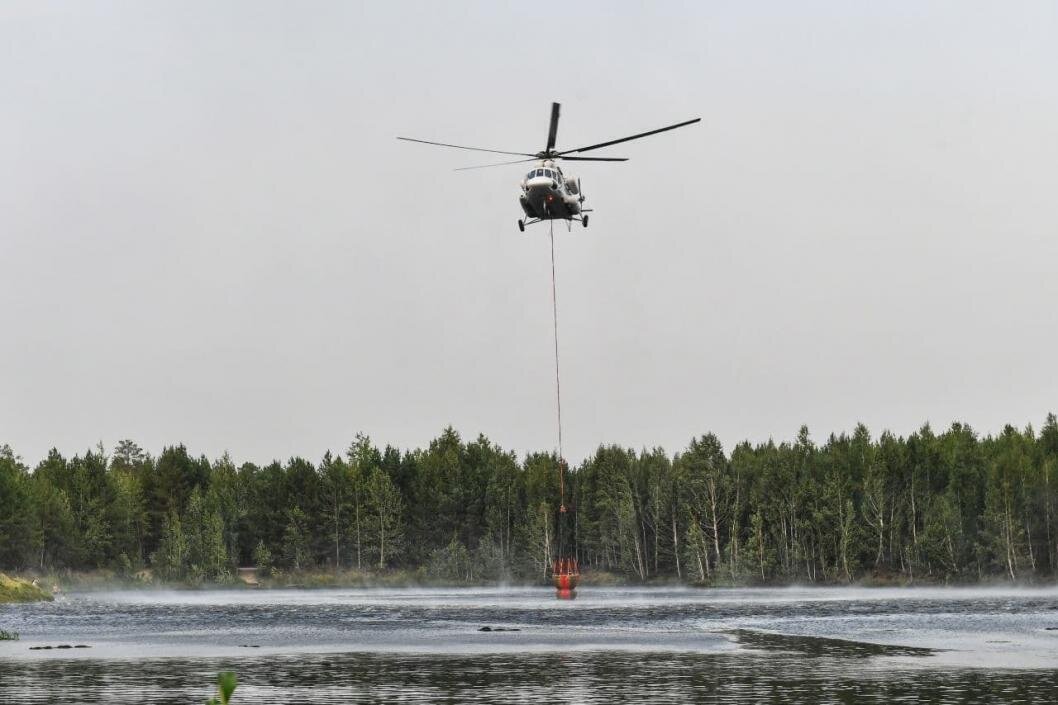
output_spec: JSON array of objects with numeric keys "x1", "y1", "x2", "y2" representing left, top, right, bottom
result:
[{"x1": 4, "y1": 569, "x2": 1044, "y2": 595}]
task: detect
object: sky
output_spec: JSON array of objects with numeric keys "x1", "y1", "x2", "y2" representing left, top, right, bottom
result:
[{"x1": 2, "y1": 1, "x2": 1057, "y2": 466}]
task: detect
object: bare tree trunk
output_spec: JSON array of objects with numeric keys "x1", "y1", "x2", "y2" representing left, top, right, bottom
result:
[
  {"x1": 866, "y1": 489, "x2": 885, "y2": 569},
  {"x1": 543, "y1": 512, "x2": 552, "y2": 579},
  {"x1": 945, "y1": 524, "x2": 957, "y2": 574},
  {"x1": 334, "y1": 494, "x2": 342, "y2": 573},
  {"x1": 653, "y1": 490, "x2": 660, "y2": 575},
  {"x1": 1004, "y1": 500, "x2": 1016, "y2": 582},
  {"x1": 378, "y1": 513, "x2": 385, "y2": 570},
  {"x1": 757, "y1": 520, "x2": 765, "y2": 581},
  {"x1": 888, "y1": 504, "x2": 896, "y2": 570},
  {"x1": 909, "y1": 476, "x2": 918, "y2": 574},
  {"x1": 355, "y1": 493, "x2": 362, "y2": 571},
  {"x1": 708, "y1": 479, "x2": 722, "y2": 571},
  {"x1": 780, "y1": 515, "x2": 789, "y2": 574},
  {"x1": 575, "y1": 508, "x2": 580, "y2": 565},
  {"x1": 672, "y1": 515, "x2": 681, "y2": 580},
  {"x1": 910, "y1": 477, "x2": 918, "y2": 546},
  {"x1": 641, "y1": 515, "x2": 650, "y2": 579},
  {"x1": 1026, "y1": 516, "x2": 1037, "y2": 573},
  {"x1": 1045, "y1": 463, "x2": 1055, "y2": 574},
  {"x1": 875, "y1": 515, "x2": 884, "y2": 568},
  {"x1": 729, "y1": 475, "x2": 741, "y2": 580},
  {"x1": 634, "y1": 536, "x2": 645, "y2": 581},
  {"x1": 839, "y1": 501, "x2": 852, "y2": 582}
]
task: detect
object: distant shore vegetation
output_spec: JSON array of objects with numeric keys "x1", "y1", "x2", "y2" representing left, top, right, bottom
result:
[{"x1": 2, "y1": 416, "x2": 1058, "y2": 587}]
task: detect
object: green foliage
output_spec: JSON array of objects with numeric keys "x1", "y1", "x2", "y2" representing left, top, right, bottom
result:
[
  {"x1": 474, "y1": 534, "x2": 510, "y2": 582},
  {"x1": 0, "y1": 629, "x2": 19, "y2": 640},
  {"x1": 206, "y1": 671, "x2": 237, "y2": 705},
  {"x1": 152, "y1": 510, "x2": 187, "y2": 580},
  {"x1": 524, "y1": 500, "x2": 553, "y2": 580},
  {"x1": 3, "y1": 416, "x2": 1058, "y2": 584},
  {"x1": 0, "y1": 446, "x2": 35, "y2": 569},
  {"x1": 184, "y1": 488, "x2": 232, "y2": 584},
  {"x1": 427, "y1": 539, "x2": 473, "y2": 583},
  {"x1": 252, "y1": 540, "x2": 273, "y2": 571},
  {"x1": 364, "y1": 468, "x2": 404, "y2": 569}
]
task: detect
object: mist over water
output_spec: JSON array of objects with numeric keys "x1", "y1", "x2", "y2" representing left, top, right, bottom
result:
[{"x1": 2, "y1": 586, "x2": 1058, "y2": 703}]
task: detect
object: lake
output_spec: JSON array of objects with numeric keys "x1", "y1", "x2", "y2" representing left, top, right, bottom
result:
[{"x1": 2, "y1": 585, "x2": 1057, "y2": 703}]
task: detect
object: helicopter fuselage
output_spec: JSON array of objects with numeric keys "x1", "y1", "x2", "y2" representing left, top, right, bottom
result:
[{"x1": 519, "y1": 162, "x2": 582, "y2": 221}]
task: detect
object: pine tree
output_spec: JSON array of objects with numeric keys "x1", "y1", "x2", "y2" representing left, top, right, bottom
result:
[
  {"x1": 0, "y1": 446, "x2": 34, "y2": 569},
  {"x1": 282, "y1": 508, "x2": 310, "y2": 571}
]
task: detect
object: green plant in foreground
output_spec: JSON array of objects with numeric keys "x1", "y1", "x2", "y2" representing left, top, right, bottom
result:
[
  {"x1": 0, "y1": 629, "x2": 19, "y2": 641},
  {"x1": 206, "y1": 671, "x2": 236, "y2": 705}
]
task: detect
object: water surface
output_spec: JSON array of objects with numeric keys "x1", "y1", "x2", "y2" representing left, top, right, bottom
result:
[{"x1": 2, "y1": 586, "x2": 1057, "y2": 703}]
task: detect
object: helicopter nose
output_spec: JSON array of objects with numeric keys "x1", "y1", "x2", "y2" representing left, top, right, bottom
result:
[{"x1": 527, "y1": 176, "x2": 553, "y2": 190}]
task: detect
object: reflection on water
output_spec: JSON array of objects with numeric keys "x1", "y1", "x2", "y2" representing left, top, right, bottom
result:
[
  {"x1": 2, "y1": 586, "x2": 1058, "y2": 703},
  {"x1": 2, "y1": 650, "x2": 1056, "y2": 704}
]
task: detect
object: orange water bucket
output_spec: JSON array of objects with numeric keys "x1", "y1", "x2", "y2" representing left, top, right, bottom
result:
[{"x1": 552, "y1": 558, "x2": 580, "y2": 599}]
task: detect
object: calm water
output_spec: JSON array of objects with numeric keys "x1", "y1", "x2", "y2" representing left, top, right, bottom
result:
[{"x1": 2, "y1": 586, "x2": 1058, "y2": 703}]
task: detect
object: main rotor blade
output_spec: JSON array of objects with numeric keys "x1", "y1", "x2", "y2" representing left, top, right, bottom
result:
[
  {"x1": 453, "y1": 155, "x2": 628, "y2": 171},
  {"x1": 545, "y1": 102, "x2": 561, "y2": 153},
  {"x1": 453, "y1": 157, "x2": 539, "y2": 172},
  {"x1": 555, "y1": 117, "x2": 701, "y2": 156},
  {"x1": 557, "y1": 156, "x2": 628, "y2": 162},
  {"x1": 397, "y1": 137, "x2": 535, "y2": 157}
]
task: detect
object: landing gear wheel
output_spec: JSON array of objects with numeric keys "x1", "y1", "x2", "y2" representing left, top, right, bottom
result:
[
  {"x1": 518, "y1": 219, "x2": 525, "y2": 232},
  {"x1": 582, "y1": 214, "x2": 589, "y2": 228}
]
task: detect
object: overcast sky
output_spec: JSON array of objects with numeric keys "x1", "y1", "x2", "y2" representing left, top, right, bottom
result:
[{"x1": 2, "y1": 1, "x2": 1056, "y2": 466}]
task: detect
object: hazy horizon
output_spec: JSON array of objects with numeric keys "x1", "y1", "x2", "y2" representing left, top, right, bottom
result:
[{"x1": 3, "y1": 2, "x2": 1056, "y2": 466}]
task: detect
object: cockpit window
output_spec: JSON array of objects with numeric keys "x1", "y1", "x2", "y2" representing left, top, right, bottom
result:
[
  {"x1": 536, "y1": 169, "x2": 544, "y2": 177},
  {"x1": 543, "y1": 169, "x2": 552, "y2": 179},
  {"x1": 527, "y1": 171, "x2": 535, "y2": 180}
]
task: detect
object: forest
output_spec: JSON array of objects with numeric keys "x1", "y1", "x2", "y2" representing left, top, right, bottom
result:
[{"x1": 2, "y1": 415, "x2": 1057, "y2": 586}]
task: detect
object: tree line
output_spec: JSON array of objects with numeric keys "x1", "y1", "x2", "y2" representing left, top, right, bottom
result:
[{"x1": 2, "y1": 416, "x2": 1057, "y2": 585}]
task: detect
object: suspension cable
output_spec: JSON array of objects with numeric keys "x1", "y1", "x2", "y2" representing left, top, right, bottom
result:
[{"x1": 548, "y1": 220, "x2": 565, "y2": 472}]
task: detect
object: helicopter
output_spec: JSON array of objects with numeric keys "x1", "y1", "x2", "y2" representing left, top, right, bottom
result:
[{"x1": 398, "y1": 102, "x2": 700, "y2": 232}]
